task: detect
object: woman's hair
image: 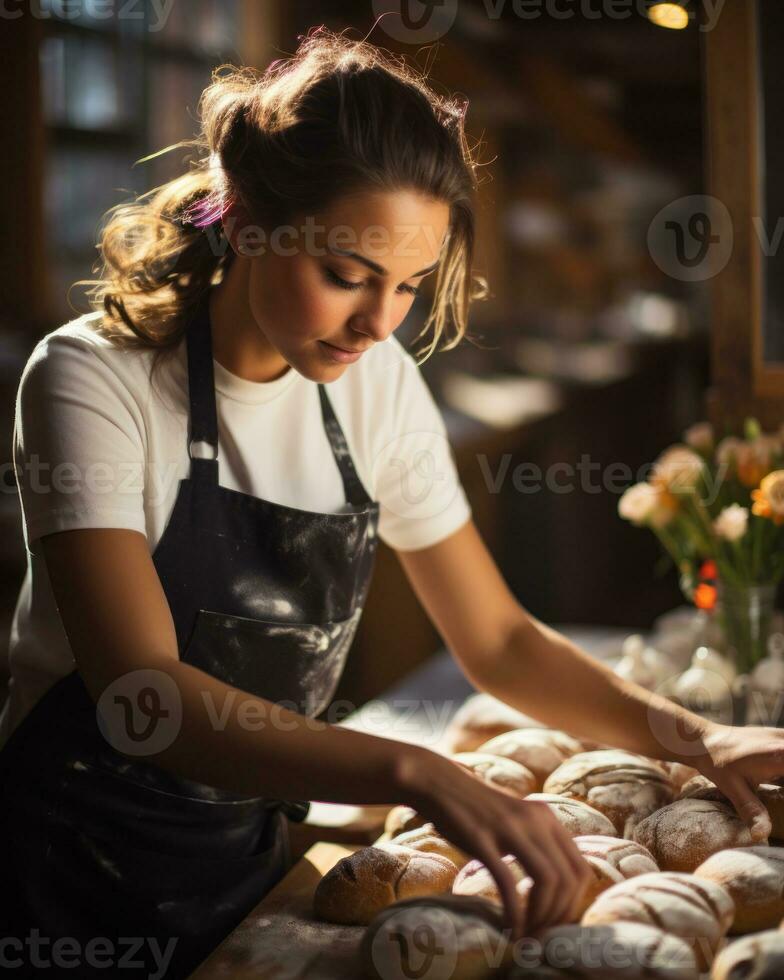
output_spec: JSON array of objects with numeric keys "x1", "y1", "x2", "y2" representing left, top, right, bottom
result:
[{"x1": 80, "y1": 26, "x2": 489, "y2": 373}]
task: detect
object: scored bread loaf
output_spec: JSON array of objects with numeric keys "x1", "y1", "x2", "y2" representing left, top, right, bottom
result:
[
  {"x1": 452, "y1": 854, "x2": 532, "y2": 907},
  {"x1": 477, "y1": 728, "x2": 583, "y2": 791},
  {"x1": 452, "y1": 752, "x2": 537, "y2": 798},
  {"x1": 440, "y1": 693, "x2": 547, "y2": 753},
  {"x1": 383, "y1": 804, "x2": 426, "y2": 839},
  {"x1": 387, "y1": 823, "x2": 470, "y2": 870},
  {"x1": 694, "y1": 845, "x2": 784, "y2": 934},
  {"x1": 632, "y1": 797, "x2": 761, "y2": 872},
  {"x1": 678, "y1": 773, "x2": 784, "y2": 840},
  {"x1": 573, "y1": 835, "x2": 660, "y2": 915},
  {"x1": 524, "y1": 793, "x2": 617, "y2": 838},
  {"x1": 580, "y1": 870, "x2": 733, "y2": 971},
  {"x1": 711, "y1": 929, "x2": 784, "y2": 980},
  {"x1": 313, "y1": 843, "x2": 458, "y2": 925},
  {"x1": 361, "y1": 893, "x2": 513, "y2": 980},
  {"x1": 542, "y1": 750, "x2": 674, "y2": 837},
  {"x1": 658, "y1": 760, "x2": 700, "y2": 792},
  {"x1": 504, "y1": 922, "x2": 697, "y2": 978}
]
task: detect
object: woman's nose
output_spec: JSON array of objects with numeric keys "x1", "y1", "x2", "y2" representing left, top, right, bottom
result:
[{"x1": 353, "y1": 294, "x2": 399, "y2": 343}]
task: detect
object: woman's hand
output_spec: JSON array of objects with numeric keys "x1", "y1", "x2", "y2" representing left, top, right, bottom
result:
[
  {"x1": 692, "y1": 723, "x2": 784, "y2": 840},
  {"x1": 395, "y1": 747, "x2": 594, "y2": 940}
]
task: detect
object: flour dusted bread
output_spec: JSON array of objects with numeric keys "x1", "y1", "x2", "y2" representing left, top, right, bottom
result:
[
  {"x1": 383, "y1": 804, "x2": 426, "y2": 839},
  {"x1": 524, "y1": 793, "x2": 617, "y2": 837},
  {"x1": 313, "y1": 843, "x2": 458, "y2": 925},
  {"x1": 679, "y1": 773, "x2": 784, "y2": 840},
  {"x1": 711, "y1": 929, "x2": 784, "y2": 980},
  {"x1": 505, "y1": 922, "x2": 697, "y2": 978},
  {"x1": 452, "y1": 751, "x2": 537, "y2": 798},
  {"x1": 477, "y1": 728, "x2": 583, "y2": 791},
  {"x1": 581, "y1": 871, "x2": 733, "y2": 970},
  {"x1": 659, "y1": 761, "x2": 700, "y2": 792},
  {"x1": 361, "y1": 893, "x2": 513, "y2": 980},
  {"x1": 632, "y1": 797, "x2": 761, "y2": 872},
  {"x1": 573, "y1": 835, "x2": 660, "y2": 914},
  {"x1": 441, "y1": 693, "x2": 546, "y2": 753},
  {"x1": 694, "y1": 846, "x2": 784, "y2": 934},
  {"x1": 388, "y1": 823, "x2": 469, "y2": 870},
  {"x1": 452, "y1": 854, "x2": 532, "y2": 906},
  {"x1": 542, "y1": 750, "x2": 674, "y2": 837}
]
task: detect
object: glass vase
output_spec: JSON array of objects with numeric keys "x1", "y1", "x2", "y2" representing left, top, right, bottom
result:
[{"x1": 715, "y1": 581, "x2": 777, "y2": 676}]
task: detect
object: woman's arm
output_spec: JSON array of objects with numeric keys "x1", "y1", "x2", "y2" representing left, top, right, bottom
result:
[{"x1": 398, "y1": 519, "x2": 784, "y2": 840}]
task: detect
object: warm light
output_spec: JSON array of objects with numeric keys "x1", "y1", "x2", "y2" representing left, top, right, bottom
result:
[{"x1": 648, "y1": 3, "x2": 689, "y2": 29}]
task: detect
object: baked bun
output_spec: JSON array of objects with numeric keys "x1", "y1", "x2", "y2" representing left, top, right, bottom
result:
[
  {"x1": 659, "y1": 761, "x2": 700, "y2": 792},
  {"x1": 632, "y1": 798, "x2": 761, "y2": 872},
  {"x1": 711, "y1": 929, "x2": 784, "y2": 980},
  {"x1": 452, "y1": 854, "x2": 532, "y2": 906},
  {"x1": 441, "y1": 693, "x2": 546, "y2": 753},
  {"x1": 524, "y1": 793, "x2": 617, "y2": 837},
  {"x1": 573, "y1": 835, "x2": 660, "y2": 914},
  {"x1": 452, "y1": 751, "x2": 537, "y2": 798},
  {"x1": 361, "y1": 893, "x2": 513, "y2": 980},
  {"x1": 505, "y1": 922, "x2": 697, "y2": 978},
  {"x1": 694, "y1": 846, "x2": 784, "y2": 934},
  {"x1": 383, "y1": 804, "x2": 426, "y2": 838},
  {"x1": 313, "y1": 843, "x2": 458, "y2": 925},
  {"x1": 581, "y1": 871, "x2": 733, "y2": 970},
  {"x1": 542, "y1": 750, "x2": 674, "y2": 837},
  {"x1": 477, "y1": 727, "x2": 583, "y2": 790},
  {"x1": 388, "y1": 823, "x2": 470, "y2": 870},
  {"x1": 679, "y1": 774, "x2": 784, "y2": 840}
]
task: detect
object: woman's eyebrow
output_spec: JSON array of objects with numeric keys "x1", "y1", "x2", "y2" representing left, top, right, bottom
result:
[{"x1": 326, "y1": 246, "x2": 440, "y2": 278}]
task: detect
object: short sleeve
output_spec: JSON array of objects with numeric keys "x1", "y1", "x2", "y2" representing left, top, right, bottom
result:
[
  {"x1": 370, "y1": 347, "x2": 471, "y2": 552},
  {"x1": 13, "y1": 334, "x2": 148, "y2": 557}
]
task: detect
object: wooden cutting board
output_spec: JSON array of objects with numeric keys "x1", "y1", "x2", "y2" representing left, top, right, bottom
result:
[{"x1": 188, "y1": 842, "x2": 369, "y2": 979}]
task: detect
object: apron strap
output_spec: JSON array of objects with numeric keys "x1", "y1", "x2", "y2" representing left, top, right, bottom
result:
[
  {"x1": 185, "y1": 295, "x2": 220, "y2": 485},
  {"x1": 317, "y1": 384, "x2": 373, "y2": 507}
]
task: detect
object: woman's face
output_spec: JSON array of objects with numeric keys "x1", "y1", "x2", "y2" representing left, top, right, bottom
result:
[{"x1": 230, "y1": 188, "x2": 451, "y2": 383}]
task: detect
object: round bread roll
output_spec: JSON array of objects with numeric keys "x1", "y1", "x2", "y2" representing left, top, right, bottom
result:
[
  {"x1": 477, "y1": 727, "x2": 583, "y2": 791},
  {"x1": 361, "y1": 893, "x2": 513, "y2": 980},
  {"x1": 441, "y1": 693, "x2": 546, "y2": 753},
  {"x1": 659, "y1": 761, "x2": 700, "y2": 792},
  {"x1": 452, "y1": 854, "x2": 532, "y2": 906},
  {"x1": 632, "y1": 798, "x2": 761, "y2": 872},
  {"x1": 524, "y1": 793, "x2": 617, "y2": 838},
  {"x1": 452, "y1": 751, "x2": 537, "y2": 798},
  {"x1": 711, "y1": 929, "x2": 784, "y2": 980},
  {"x1": 383, "y1": 804, "x2": 426, "y2": 838},
  {"x1": 505, "y1": 922, "x2": 697, "y2": 978},
  {"x1": 573, "y1": 836, "x2": 660, "y2": 914},
  {"x1": 581, "y1": 871, "x2": 733, "y2": 971},
  {"x1": 543, "y1": 750, "x2": 674, "y2": 837},
  {"x1": 388, "y1": 823, "x2": 470, "y2": 870},
  {"x1": 694, "y1": 846, "x2": 784, "y2": 934},
  {"x1": 679, "y1": 774, "x2": 784, "y2": 841},
  {"x1": 313, "y1": 843, "x2": 458, "y2": 925}
]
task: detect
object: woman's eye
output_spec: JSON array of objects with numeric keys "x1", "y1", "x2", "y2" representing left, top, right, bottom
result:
[{"x1": 323, "y1": 268, "x2": 420, "y2": 297}]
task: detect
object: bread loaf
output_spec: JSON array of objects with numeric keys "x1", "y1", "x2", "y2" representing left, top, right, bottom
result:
[
  {"x1": 313, "y1": 843, "x2": 458, "y2": 925},
  {"x1": 694, "y1": 846, "x2": 784, "y2": 934},
  {"x1": 361, "y1": 893, "x2": 513, "y2": 980},
  {"x1": 542, "y1": 750, "x2": 674, "y2": 837},
  {"x1": 524, "y1": 793, "x2": 617, "y2": 837},
  {"x1": 573, "y1": 835, "x2": 660, "y2": 914},
  {"x1": 388, "y1": 822, "x2": 470, "y2": 870},
  {"x1": 659, "y1": 761, "x2": 700, "y2": 792},
  {"x1": 452, "y1": 854, "x2": 532, "y2": 907},
  {"x1": 477, "y1": 728, "x2": 583, "y2": 791},
  {"x1": 504, "y1": 922, "x2": 697, "y2": 978},
  {"x1": 383, "y1": 804, "x2": 426, "y2": 838},
  {"x1": 441, "y1": 693, "x2": 546, "y2": 753},
  {"x1": 452, "y1": 751, "x2": 537, "y2": 798},
  {"x1": 581, "y1": 870, "x2": 733, "y2": 970},
  {"x1": 711, "y1": 929, "x2": 784, "y2": 980},
  {"x1": 679, "y1": 773, "x2": 784, "y2": 840},
  {"x1": 632, "y1": 798, "x2": 761, "y2": 872}
]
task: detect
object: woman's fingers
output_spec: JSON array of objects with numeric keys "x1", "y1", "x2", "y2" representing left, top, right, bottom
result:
[{"x1": 714, "y1": 770, "x2": 772, "y2": 841}]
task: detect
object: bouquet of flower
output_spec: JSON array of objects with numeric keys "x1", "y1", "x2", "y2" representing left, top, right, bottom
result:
[{"x1": 618, "y1": 418, "x2": 784, "y2": 672}]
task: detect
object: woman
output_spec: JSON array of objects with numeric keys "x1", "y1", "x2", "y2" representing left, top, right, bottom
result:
[{"x1": 1, "y1": 26, "x2": 781, "y2": 980}]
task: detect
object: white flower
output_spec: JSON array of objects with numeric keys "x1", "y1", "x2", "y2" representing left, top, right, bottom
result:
[
  {"x1": 684, "y1": 422, "x2": 714, "y2": 453},
  {"x1": 652, "y1": 445, "x2": 704, "y2": 493},
  {"x1": 713, "y1": 504, "x2": 748, "y2": 542},
  {"x1": 619, "y1": 483, "x2": 676, "y2": 528}
]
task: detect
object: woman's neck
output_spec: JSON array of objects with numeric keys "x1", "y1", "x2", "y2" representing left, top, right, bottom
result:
[{"x1": 208, "y1": 255, "x2": 291, "y2": 383}]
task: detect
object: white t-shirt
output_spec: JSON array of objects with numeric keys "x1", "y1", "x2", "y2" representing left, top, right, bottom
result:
[{"x1": 1, "y1": 312, "x2": 471, "y2": 749}]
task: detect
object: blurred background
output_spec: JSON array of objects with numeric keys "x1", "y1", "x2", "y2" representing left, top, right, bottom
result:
[{"x1": 0, "y1": 0, "x2": 778, "y2": 708}]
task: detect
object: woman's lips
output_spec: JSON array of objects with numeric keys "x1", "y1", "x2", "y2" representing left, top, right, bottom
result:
[{"x1": 319, "y1": 341, "x2": 365, "y2": 364}]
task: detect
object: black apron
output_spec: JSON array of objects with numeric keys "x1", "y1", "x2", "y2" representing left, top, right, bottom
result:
[{"x1": 0, "y1": 292, "x2": 380, "y2": 979}]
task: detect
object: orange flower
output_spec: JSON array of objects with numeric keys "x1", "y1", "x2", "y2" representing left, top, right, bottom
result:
[
  {"x1": 699, "y1": 560, "x2": 717, "y2": 581},
  {"x1": 751, "y1": 470, "x2": 784, "y2": 525},
  {"x1": 694, "y1": 583, "x2": 717, "y2": 610}
]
